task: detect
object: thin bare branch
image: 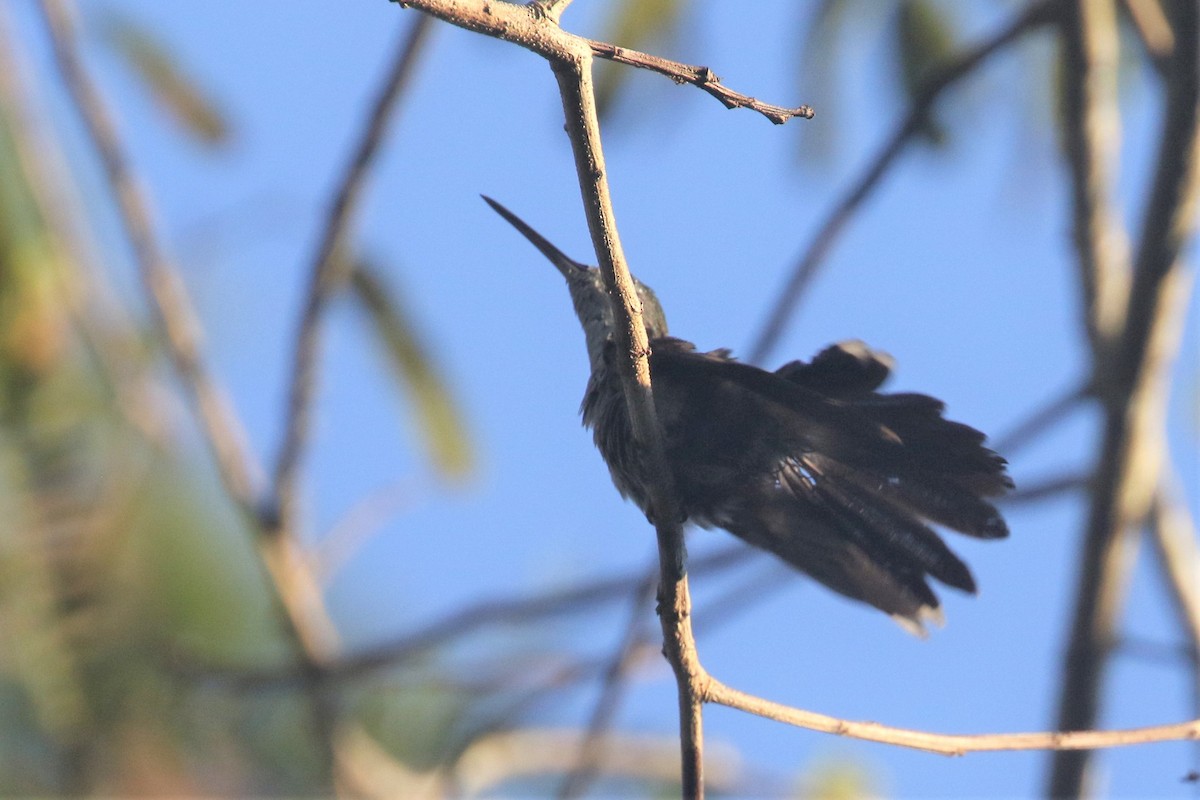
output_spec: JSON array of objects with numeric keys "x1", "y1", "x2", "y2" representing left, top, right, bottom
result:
[
  {"x1": 393, "y1": 0, "x2": 810, "y2": 126},
  {"x1": 585, "y1": 40, "x2": 813, "y2": 124},
  {"x1": 313, "y1": 478, "x2": 424, "y2": 585},
  {"x1": 702, "y1": 676, "x2": 1200, "y2": 756},
  {"x1": 272, "y1": 14, "x2": 433, "y2": 541},
  {"x1": 1119, "y1": 635, "x2": 1197, "y2": 666},
  {"x1": 747, "y1": 0, "x2": 1057, "y2": 364}
]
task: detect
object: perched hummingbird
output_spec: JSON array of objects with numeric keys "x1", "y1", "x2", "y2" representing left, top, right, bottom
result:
[{"x1": 484, "y1": 196, "x2": 1012, "y2": 635}]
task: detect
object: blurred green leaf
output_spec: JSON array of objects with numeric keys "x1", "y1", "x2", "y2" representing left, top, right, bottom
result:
[
  {"x1": 96, "y1": 12, "x2": 230, "y2": 147},
  {"x1": 797, "y1": 754, "x2": 881, "y2": 799},
  {"x1": 895, "y1": 0, "x2": 958, "y2": 147},
  {"x1": 349, "y1": 262, "x2": 475, "y2": 482},
  {"x1": 796, "y1": 0, "x2": 854, "y2": 165},
  {"x1": 594, "y1": 0, "x2": 685, "y2": 119}
]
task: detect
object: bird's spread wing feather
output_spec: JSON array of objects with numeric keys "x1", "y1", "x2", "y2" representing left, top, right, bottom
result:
[{"x1": 642, "y1": 337, "x2": 1012, "y2": 633}]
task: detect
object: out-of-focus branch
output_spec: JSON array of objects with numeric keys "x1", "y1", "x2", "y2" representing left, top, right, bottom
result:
[
  {"x1": 1002, "y1": 473, "x2": 1089, "y2": 506},
  {"x1": 453, "y1": 728, "x2": 748, "y2": 797},
  {"x1": 338, "y1": 724, "x2": 755, "y2": 800},
  {"x1": 1122, "y1": 0, "x2": 1175, "y2": 76},
  {"x1": 1049, "y1": 0, "x2": 1199, "y2": 794},
  {"x1": 271, "y1": 14, "x2": 433, "y2": 545},
  {"x1": 1148, "y1": 470, "x2": 1200, "y2": 675},
  {"x1": 747, "y1": 0, "x2": 1057, "y2": 364},
  {"x1": 1060, "y1": 0, "x2": 1130, "y2": 356},
  {"x1": 35, "y1": 0, "x2": 262, "y2": 515},
  {"x1": 34, "y1": 0, "x2": 347, "y2": 784},
  {"x1": 169, "y1": 545, "x2": 751, "y2": 690},
  {"x1": 992, "y1": 383, "x2": 1089, "y2": 456},
  {"x1": 558, "y1": 573, "x2": 658, "y2": 799}
]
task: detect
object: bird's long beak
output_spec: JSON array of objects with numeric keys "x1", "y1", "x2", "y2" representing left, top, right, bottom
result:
[{"x1": 482, "y1": 195, "x2": 590, "y2": 279}]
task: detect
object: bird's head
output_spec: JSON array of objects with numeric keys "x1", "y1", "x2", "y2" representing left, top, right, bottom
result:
[{"x1": 483, "y1": 196, "x2": 668, "y2": 372}]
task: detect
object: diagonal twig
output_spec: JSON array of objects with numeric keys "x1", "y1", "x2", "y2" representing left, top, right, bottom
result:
[
  {"x1": 1060, "y1": 0, "x2": 1132, "y2": 356},
  {"x1": 992, "y1": 382, "x2": 1089, "y2": 456},
  {"x1": 747, "y1": 0, "x2": 1058, "y2": 364},
  {"x1": 271, "y1": 13, "x2": 434, "y2": 542},
  {"x1": 584, "y1": 39, "x2": 813, "y2": 124}
]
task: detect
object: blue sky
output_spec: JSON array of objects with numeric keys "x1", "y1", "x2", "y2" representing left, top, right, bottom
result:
[{"x1": 15, "y1": 0, "x2": 1200, "y2": 796}]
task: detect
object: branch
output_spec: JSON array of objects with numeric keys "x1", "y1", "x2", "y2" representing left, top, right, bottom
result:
[
  {"x1": 1060, "y1": 0, "x2": 1131, "y2": 355},
  {"x1": 558, "y1": 573, "x2": 658, "y2": 799},
  {"x1": 1049, "y1": 0, "x2": 1200, "y2": 793},
  {"x1": 702, "y1": 677, "x2": 1200, "y2": 756},
  {"x1": 1001, "y1": 473, "x2": 1088, "y2": 505},
  {"x1": 392, "y1": 0, "x2": 810, "y2": 126},
  {"x1": 271, "y1": 13, "x2": 433, "y2": 543},
  {"x1": 1147, "y1": 471, "x2": 1200, "y2": 688},
  {"x1": 585, "y1": 40, "x2": 813, "y2": 124},
  {"x1": 550, "y1": 48, "x2": 705, "y2": 797},
  {"x1": 1122, "y1": 0, "x2": 1175, "y2": 78},
  {"x1": 170, "y1": 545, "x2": 751, "y2": 690},
  {"x1": 991, "y1": 382, "x2": 1089, "y2": 456},
  {"x1": 35, "y1": 0, "x2": 345, "y2": 784},
  {"x1": 747, "y1": 0, "x2": 1057, "y2": 364},
  {"x1": 35, "y1": 0, "x2": 262, "y2": 517}
]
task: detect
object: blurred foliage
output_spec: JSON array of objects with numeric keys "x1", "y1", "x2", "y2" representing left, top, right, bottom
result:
[
  {"x1": 349, "y1": 260, "x2": 475, "y2": 483},
  {"x1": 95, "y1": 10, "x2": 230, "y2": 147},
  {"x1": 0, "y1": 6, "x2": 501, "y2": 796},
  {"x1": 795, "y1": 755, "x2": 882, "y2": 800},
  {"x1": 894, "y1": 0, "x2": 958, "y2": 146}
]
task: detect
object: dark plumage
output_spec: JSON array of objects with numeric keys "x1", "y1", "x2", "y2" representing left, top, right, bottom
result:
[{"x1": 485, "y1": 196, "x2": 1012, "y2": 634}]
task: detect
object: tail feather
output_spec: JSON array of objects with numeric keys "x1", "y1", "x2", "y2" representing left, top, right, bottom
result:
[
  {"x1": 636, "y1": 338, "x2": 1013, "y2": 633},
  {"x1": 803, "y1": 458, "x2": 979, "y2": 592},
  {"x1": 725, "y1": 488, "x2": 944, "y2": 628}
]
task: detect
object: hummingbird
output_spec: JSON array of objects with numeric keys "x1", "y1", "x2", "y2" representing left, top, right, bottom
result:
[{"x1": 483, "y1": 196, "x2": 1012, "y2": 635}]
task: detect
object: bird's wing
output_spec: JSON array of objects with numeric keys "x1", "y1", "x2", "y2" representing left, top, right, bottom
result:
[{"x1": 647, "y1": 337, "x2": 1011, "y2": 632}]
